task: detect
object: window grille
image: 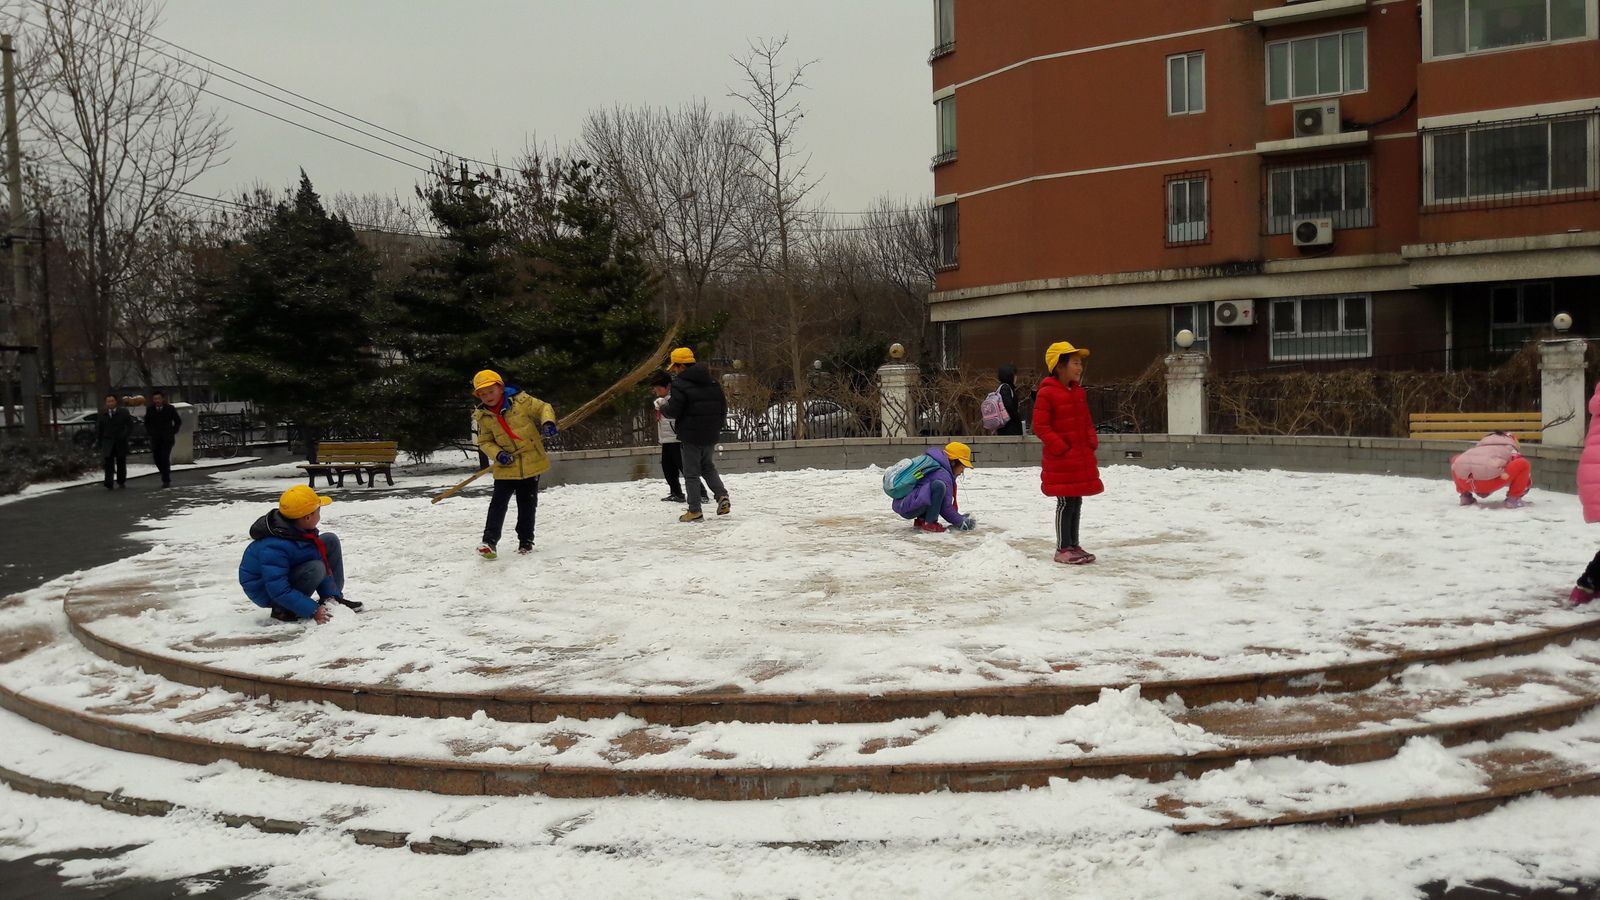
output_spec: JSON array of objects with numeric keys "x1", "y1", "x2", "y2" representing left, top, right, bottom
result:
[
  {"x1": 934, "y1": 202, "x2": 959, "y2": 269},
  {"x1": 1264, "y1": 159, "x2": 1373, "y2": 234},
  {"x1": 1423, "y1": 112, "x2": 1597, "y2": 210},
  {"x1": 1165, "y1": 172, "x2": 1210, "y2": 245},
  {"x1": 1269, "y1": 294, "x2": 1372, "y2": 361}
]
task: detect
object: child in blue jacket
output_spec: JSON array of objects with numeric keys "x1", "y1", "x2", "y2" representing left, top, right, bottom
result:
[
  {"x1": 891, "y1": 442, "x2": 978, "y2": 533},
  {"x1": 239, "y1": 485, "x2": 362, "y2": 623}
]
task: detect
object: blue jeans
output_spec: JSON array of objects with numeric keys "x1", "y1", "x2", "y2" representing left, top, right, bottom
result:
[
  {"x1": 287, "y1": 532, "x2": 344, "y2": 602},
  {"x1": 904, "y1": 478, "x2": 947, "y2": 522}
]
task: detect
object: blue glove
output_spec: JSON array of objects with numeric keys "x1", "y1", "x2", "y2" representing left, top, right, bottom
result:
[
  {"x1": 542, "y1": 422, "x2": 558, "y2": 438},
  {"x1": 495, "y1": 451, "x2": 513, "y2": 466},
  {"x1": 956, "y1": 515, "x2": 977, "y2": 531}
]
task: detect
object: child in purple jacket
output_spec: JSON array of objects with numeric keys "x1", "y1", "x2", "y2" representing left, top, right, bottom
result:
[{"x1": 891, "y1": 442, "x2": 978, "y2": 533}]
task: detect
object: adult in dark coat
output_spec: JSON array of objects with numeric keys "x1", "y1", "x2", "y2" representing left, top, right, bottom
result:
[
  {"x1": 143, "y1": 391, "x2": 182, "y2": 487},
  {"x1": 996, "y1": 364, "x2": 1024, "y2": 436},
  {"x1": 660, "y1": 348, "x2": 730, "y2": 521},
  {"x1": 95, "y1": 394, "x2": 134, "y2": 489}
]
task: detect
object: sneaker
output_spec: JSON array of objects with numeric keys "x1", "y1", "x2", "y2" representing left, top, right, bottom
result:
[
  {"x1": 1053, "y1": 546, "x2": 1096, "y2": 565},
  {"x1": 332, "y1": 597, "x2": 364, "y2": 612},
  {"x1": 1504, "y1": 496, "x2": 1531, "y2": 509},
  {"x1": 917, "y1": 520, "x2": 947, "y2": 533},
  {"x1": 477, "y1": 542, "x2": 498, "y2": 560},
  {"x1": 517, "y1": 539, "x2": 534, "y2": 554},
  {"x1": 662, "y1": 494, "x2": 686, "y2": 503},
  {"x1": 1459, "y1": 492, "x2": 1477, "y2": 506},
  {"x1": 680, "y1": 511, "x2": 704, "y2": 523},
  {"x1": 912, "y1": 517, "x2": 925, "y2": 529},
  {"x1": 1571, "y1": 587, "x2": 1596, "y2": 605},
  {"x1": 716, "y1": 495, "x2": 731, "y2": 516}
]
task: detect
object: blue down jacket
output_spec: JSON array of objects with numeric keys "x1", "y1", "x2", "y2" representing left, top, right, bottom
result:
[
  {"x1": 238, "y1": 510, "x2": 334, "y2": 618},
  {"x1": 891, "y1": 447, "x2": 964, "y2": 525}
]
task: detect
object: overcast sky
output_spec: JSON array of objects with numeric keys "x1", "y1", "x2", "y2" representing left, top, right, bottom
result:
[{"x1": 157, "y1": 0, "x2": 935, "y2": 218}]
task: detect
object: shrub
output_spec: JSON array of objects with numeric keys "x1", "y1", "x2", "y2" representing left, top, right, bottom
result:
[{"x1": 0, "y1": 439, "x2": 98, "y2": 495}]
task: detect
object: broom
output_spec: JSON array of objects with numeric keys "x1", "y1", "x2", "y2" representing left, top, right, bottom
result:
[{"x1": 431, "y1": 320, "x2": 684, "y2": 504}]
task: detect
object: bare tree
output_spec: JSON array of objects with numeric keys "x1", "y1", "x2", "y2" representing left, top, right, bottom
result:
[
  {"x1": 9, "y1": 0, "x2": 229, "y2": 391},
  {"x1": 730, "y1": 36, "x2": 819, "y2": 436},
  {"x1": 859, "y1": 194, "x2": 935, "y2": 347},
  {"x1": 583, "y1": 101, "x2": 756, "y2": 320}
]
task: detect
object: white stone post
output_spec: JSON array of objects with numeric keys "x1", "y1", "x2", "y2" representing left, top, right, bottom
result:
[
  {"x1": 877, "y1": 362, "x2": 919, "y2": 438},
  {"x1": 1539, "y1": 338, "x2": 1587, "y2": 446},
  {"x1": 170, "y1": 402, "x2": 197, "y2": 465},
  {"x1": 1164, "y1": 351, "x2": 1208, "y2": 435}
]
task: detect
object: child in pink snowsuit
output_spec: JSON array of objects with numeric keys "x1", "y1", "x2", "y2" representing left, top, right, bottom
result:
[
  {"x1": 1451, "y1": 432, "x2": 1531, "y2": 508},
  {"x1": 1570, "y1": 385, "x2": 1600, "y2": 605}
]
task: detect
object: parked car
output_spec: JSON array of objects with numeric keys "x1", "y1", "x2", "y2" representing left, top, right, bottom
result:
[
  {"x1": 756, "y1": 399, "x2": 860, "y2": 441},
  {"x1": 57, "y1": 409, "x2": 151, "y2": 452}
]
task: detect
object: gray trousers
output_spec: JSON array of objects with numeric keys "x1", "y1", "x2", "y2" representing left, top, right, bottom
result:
[{"x1": 680, "y1": 441, "x2": 727, "y2": 513}]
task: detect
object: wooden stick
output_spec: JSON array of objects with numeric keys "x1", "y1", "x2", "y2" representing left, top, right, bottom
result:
[{"x1": 431, "y1": 320, "x2": 683, "y2": 504}]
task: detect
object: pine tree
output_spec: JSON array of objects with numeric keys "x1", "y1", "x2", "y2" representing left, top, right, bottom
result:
[{"x1": 197, "y1": 173, "x2": 379, "y2": 430}]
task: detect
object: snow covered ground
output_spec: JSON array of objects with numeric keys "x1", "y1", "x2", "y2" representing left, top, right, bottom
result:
[{"x1": 3, "y1": 460, "x2": 1600, "y2": 899}]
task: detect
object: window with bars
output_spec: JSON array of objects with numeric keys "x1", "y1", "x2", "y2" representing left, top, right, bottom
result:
[
  {"x1": 1266, "y1": 160, "x2": 1372, "y2": 234},
  {"x1": 1168, "y1": 51, "x2": 1205, "y2": 115},
  {"x1": 1266, "y1": 29, "x2": 1366, "y2": 103},
  {"x1": 931, "y1": 0, "x2": 956, "y2": 59},
  {"x1": 1491, "y1": 282, "x2": 1555, "y2": 352},
  {"x1": 1425, "y1": 114, "x2": 1596, "y2": 205},
  {"x1": 1429, "y1": 0, "x2": 1591, "y2": 57},
  {"x1": 1270, "y1": 294, "x2": 1372, "y2": 360},
  {"x1": 933, "y1": 96, "x2": 957, "y2": 167},
  {"x1": 1172, "y1": 304, "x2": 1212, "y2": 352},
  {"x1": 1166, "y1": 174, "x2": 1209, "y2": 245},
  {"x1": 934, "y1": 201, "x2": 959, "y2": 269}
]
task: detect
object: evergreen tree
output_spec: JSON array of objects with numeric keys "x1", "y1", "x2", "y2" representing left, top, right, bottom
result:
[{"x1": 196, "y1": 173, "x2": 379, "y2": 429}]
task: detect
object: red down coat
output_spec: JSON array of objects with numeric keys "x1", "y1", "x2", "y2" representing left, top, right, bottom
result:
[{"x1": 1033, "y1": 375, "x2": 1104, "y2": 498}]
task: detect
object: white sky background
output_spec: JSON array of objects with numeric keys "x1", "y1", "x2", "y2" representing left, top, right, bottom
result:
[{"x1": 156, "y1": 0, "x2": 936, "y2": 215}]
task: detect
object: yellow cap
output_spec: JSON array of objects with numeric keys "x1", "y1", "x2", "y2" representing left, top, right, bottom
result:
[
  {"x1": 944, "y1": 441, "x2": 974, "y2": 469},
  {"x1": 669, "y1": 348, "x2": 696, "y2": 365},
  {"x1": 1045, "y1": 341, "x2": 1089, "y2": 373},
  {"x1": 279, "y1": 485, "x2": 332, "y2": 520},
  {"x1": 472, "y1": 369, "x2": 504, "y2": 391}
]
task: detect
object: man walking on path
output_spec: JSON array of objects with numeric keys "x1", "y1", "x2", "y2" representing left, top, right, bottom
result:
[
  {"x1": 95, "y1": 394, "x2": 133, "y2": 490},
  {"x1": 661, "y1": 348, "x2": 730, "y2": 523},
  {"x1": 143, "y1": 391, "x2": 182, "y2": 487}
]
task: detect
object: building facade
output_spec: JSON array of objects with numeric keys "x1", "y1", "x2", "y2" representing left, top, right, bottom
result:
[{"x1": 928, "y1": 0, "x2": 1600, "y2": 381}]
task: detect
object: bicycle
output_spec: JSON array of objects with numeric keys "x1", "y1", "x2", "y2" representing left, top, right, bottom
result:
[{"x1": 193, "y1": 426, "x2": 239, "y2": 459}]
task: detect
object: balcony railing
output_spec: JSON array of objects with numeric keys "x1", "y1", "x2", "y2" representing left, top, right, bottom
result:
[
  {"x1": 928, "y1": 41, "x2": 955, "y2": 63},
  {"x1": 930, "y1": 149, "x2": 957, "y2": 169}
]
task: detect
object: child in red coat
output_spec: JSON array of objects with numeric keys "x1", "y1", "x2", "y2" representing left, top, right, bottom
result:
[{"x1": 1033, "y1": 341, "x2": 1104, "y2": 564}]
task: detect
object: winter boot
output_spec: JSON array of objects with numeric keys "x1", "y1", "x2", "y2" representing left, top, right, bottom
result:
[
  {"x1": 269, "y1": 607, "x2": 299, "y2": 622},
  {"x1": 716, "y1": 495, "x2": 731, "y2": 516},
  {"x1": 517, "y1": 539, "x2": 534, "y2": 554},
  {"x1": 1459, "y1": 492, "x2": 1477, "y2": 506},
  {"x1": 917, "y1": 520, "x2": 947, "y2": 533},
  {"x1": 1504, "y1": 495, "x2": 1531, "y2": 509},
  {"x1": 1571, "y1": 586, "x2": 1596, "y2": 605},
  {"x1": 680, "y1": 511, "x2": 704, "y2": 523},
  {"x1": 478, "y1": 542, "x2": 498, "y2": 560}
]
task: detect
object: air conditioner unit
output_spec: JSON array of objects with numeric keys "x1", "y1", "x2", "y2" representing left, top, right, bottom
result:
[
  {"x1": 1292, "y1": 100, "x2": 1341, "y2": 138},
  {"x1": 1214, "y1": 299, "x2": 1255, "y2": 327},
  {"x1": 1292, "y1": 217, "x2": 1334, "y2": 246}
]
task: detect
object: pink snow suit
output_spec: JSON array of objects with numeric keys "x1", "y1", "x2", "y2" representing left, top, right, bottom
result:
[
  {"x1": 1451, "y1": 433, "x2": 1530, "y2": 500},
  {"x1": 1578, "y1": 386, "x2": 1600, "y2": 523}
]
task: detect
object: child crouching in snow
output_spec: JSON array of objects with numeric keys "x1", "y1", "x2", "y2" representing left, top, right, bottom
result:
[
  {"x1": 238, "y1": 485, "x2": 362, "y2": 624},
  {"x1": 891, "y1": 442, "x2": 977, "y2": 533},
  {"x1": 1451, "y1": 432, "x2": 1531, "y2": 508}
]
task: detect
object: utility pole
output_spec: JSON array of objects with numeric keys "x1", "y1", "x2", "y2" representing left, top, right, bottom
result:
[{"x1": 2, "y1": 33, "x2": 40, "y2": 437}]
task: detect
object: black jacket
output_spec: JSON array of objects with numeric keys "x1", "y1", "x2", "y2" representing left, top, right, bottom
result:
[
  {"x1": 996, "y1": 365, "x2": 1023, "y2": 435},
  {"x1": 661, "y1": 363, "x2": 727, "y2": 446},
  {"x1": 144, "y1": 403, "x2": 182, "y2": 440},
  {"x1": 96, "y1": 407, "x2": 134, "y2": 454}
]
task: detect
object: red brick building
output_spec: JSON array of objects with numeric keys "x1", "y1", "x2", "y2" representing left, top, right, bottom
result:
[{"x1": 928, "y1": 0, "x2": 1600, "y2": 380}]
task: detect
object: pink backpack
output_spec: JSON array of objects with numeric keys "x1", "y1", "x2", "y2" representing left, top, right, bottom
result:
[{"x1": 981, "y1": 387, "x2": 1010, "y2": 431}]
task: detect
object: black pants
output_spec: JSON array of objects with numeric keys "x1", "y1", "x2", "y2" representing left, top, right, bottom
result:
[
  {"x1": 483, "y1": 476, "x2": 538, "y2": 546},
  {"x1": 660, "y1": 442, "x2": 706, "y2": 498},
  {"x1": 151, "y1": 436, "x2": 175, "y2": 483},
  {"x1": 102, "y1": 450, "x2": 127, "y2": 487},
  {"x1": 1579, "y1": 549, "x2": 1600, "y2": 591},
  {"x1": 1054, "y1": 496, "x2": 1084, "y2": 550}
]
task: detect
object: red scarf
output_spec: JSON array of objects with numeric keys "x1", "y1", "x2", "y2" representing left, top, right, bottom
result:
[
  {"x1": 491, "y1": 399, "x2": 521, "y2": 442},
  {"x1": 302, "y1": 529, "x2": 330, "y2": 573}
]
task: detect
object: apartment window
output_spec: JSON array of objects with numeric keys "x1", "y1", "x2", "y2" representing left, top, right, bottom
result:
[
  {"x1": 1491, "y1": 282, "x2": 1555, "y2": 351},
  {"x1": 1166, "y1": 173, "x2": 1209, "y2": 244},
  {"x1": 933, "y1": 96, "x2": 957, "y2": 167},
  {"x1": 1266, "y1": 159, "x2": 1372, "y2": 233},
  {"x1": 1172, "y1": 304, "x2": 1212, "y2": 352},
  {"x1": 939, "y1": 321, "x2": 962, "y2": 370},
  {"x1": 1266, "y1": 30, "x2": 1367, "y2": 102},
  {"x1": 931, "y1": 0, "x2": 955, "y2": 60},
  {"x1": 934, "y1": 201, "x2": 959, "y2": 269},
  {"x1": 1429, "y1": 0, "x2": 1591, "y2": 57},
  {"x1": 1168, "y1": 51, "x2": 1205, "y2": 115},
  {"x1": 1426, "y1": 114, "x2": 1595, "y2": 204},
  {"x1": 1270, "y1": 294, "x2": 1372, "y2": 360}
]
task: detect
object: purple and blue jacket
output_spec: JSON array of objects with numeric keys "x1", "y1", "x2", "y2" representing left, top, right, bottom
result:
[{"x1": 891, "y1": 447, "x2": 963, "y2": 525}]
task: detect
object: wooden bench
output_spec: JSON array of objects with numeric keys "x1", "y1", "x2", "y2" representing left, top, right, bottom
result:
[
  {"x1": 1407, "y1": 412, "x2": 1542, "y2": 442},
  {"x1": 297, "y1": 441, "x2": 399, "y2": 487}
]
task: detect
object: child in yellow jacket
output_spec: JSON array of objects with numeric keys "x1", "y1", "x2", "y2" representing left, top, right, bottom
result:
[{"x1": 471, "y1": 369, "x2": 557, "y2": 558}]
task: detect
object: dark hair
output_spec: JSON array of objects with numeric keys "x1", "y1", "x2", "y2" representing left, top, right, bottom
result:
[
  {"x1": 649, "y1": 372, "x2": 673, "y2": 388},
  {"x1": 151, "y1": 390, "x2": 165, "y2": 397}
]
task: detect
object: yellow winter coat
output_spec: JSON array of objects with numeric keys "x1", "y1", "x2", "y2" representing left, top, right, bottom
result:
[{"x1": 473, "y1": 389, "x2": 557, "y2": 481}]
